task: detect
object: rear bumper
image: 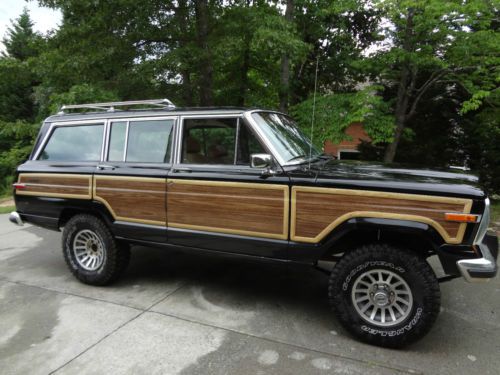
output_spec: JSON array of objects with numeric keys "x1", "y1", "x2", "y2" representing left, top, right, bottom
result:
[
  {"x1": 9, "y1": 211, "x2": 24, "y2": 226},
  {"x1": 457, "y1": 232, "x2": 498, "y2": 282}
]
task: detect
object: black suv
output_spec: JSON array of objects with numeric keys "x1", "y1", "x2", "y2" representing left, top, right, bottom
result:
[{"x1": 10, "y1": 99, "x2": 498, "y2": 348}]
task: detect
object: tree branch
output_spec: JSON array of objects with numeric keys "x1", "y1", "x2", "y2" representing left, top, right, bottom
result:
[{"x1": 406, "y1": 69, "x2": 447, "y2": 119}]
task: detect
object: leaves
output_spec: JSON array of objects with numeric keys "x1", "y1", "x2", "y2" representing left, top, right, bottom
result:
[{"x1": 291, "y1": 86, "x2": 395, "y2": 147}]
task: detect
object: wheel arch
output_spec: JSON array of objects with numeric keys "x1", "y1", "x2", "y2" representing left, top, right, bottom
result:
[
  {"x1": 58, "y1": 201, "x2": 115, "y2": 229},
  {"x1": 318, "y1": 217, "x2": 445, "y2": 260}
]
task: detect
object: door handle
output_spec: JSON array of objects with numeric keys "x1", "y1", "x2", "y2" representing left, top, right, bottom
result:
[
  {"x1": 172, "y1": 167, "x2": 192, "y2": 173},
  {"x1": 97, "y1": 165, "x2": 116, "y2": 171}
]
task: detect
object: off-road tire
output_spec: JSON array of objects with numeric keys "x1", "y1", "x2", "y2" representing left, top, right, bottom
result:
[
  {"x1": 62, "y1": 214, "x2": 130, "y2": 285},
  {"x1": 328, "y1": 243, "x2": 440, "y2": 348}
]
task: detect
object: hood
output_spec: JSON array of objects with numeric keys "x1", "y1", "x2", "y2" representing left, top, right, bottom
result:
[{"x1": 313, "y1": 160, "x2": 485, "y2": 199}]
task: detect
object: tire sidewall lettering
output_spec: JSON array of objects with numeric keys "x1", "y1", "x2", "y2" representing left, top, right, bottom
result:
[{"x1": 360, "y1": 308, "x2": 423, "y2": 337}]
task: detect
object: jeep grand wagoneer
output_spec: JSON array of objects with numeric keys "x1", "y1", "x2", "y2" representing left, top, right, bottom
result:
[{"x1": 10, "y1": 99, "x2": 498, "y2": 347}]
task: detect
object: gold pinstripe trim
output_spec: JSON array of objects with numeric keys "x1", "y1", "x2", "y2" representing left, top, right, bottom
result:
[
  {"x1": 16, "y1": 173, "x2": 92, "y2": 199},
  {"x1": 166, "y1": 179, "x2": 289, "y2": 240},
  {"x1": 290, "y1": 186, "x2": 473, "y2": 244},
  {"x1": 93, "y1": 175, "x2": 166, "y2": 226}
]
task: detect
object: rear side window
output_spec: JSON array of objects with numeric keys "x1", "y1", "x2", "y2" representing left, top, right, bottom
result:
[
  {"x1": 107, "y1": 119, "x2": 174, "y2": 163},
  {"x1": 108, "y1": 121, "x2": 127, "y2": 162},
  {"x1": 39, "y1": 124, "x2": 104, "y2": 161}
]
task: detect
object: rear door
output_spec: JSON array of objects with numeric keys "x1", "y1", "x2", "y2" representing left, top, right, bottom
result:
[
  {"x1": 166, "y1": 114, "x2": 290, "y2": 258},
  {"x1": 94, "y1": 116, "x2": 177, "y2": 243}
]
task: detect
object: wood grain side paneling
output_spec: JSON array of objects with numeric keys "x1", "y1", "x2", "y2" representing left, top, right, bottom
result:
[
  {"x1": 17, "y1": 173, "x2": 92, "y2": 199},
  {"x1": 167, "y1": 179, "x2": 289, "y2": 240},
  {"x1": 291, "y1": 187, "x2": 472, "y2": 244},
  {"x1": 94, "y1": 176, "x2": 166, "y2": 225}
]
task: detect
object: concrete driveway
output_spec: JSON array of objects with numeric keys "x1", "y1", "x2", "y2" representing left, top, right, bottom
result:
[{"x1": 0, "y1": 214, "x2": 499, "y2": 375}]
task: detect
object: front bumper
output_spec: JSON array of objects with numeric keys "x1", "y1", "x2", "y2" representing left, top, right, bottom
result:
[{"x1": 457, "y1": 232, "x2": 498, "y2": 282}]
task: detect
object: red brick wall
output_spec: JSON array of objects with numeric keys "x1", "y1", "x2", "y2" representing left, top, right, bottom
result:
[{"x1": 323, "y1": 123, "x2": 371, "y2": 156}]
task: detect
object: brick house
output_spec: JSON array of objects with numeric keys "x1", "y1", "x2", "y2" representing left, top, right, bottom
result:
[{"x1": 323, "y1": 122, "x2": 371, "y2": 159}]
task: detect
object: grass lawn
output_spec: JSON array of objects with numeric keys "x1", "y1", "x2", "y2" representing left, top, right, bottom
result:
[
  {"x1": 0, "y1": 194, "x2": 14, "y2": 214},
  {"x1": 0, "y1": 206, "x2": 14, "y2": 214}
]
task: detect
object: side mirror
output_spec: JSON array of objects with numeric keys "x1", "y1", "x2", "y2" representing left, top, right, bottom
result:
[{"x1": 250, "y1": 153, "x2": 272, "y2": 169}]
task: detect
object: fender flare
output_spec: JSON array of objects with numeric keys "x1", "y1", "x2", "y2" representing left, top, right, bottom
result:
[{"x1": 318, "y1": 216, "x2": 446, "y2": 255}]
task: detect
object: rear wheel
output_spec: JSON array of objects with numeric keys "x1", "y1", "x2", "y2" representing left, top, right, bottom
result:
[
  {"x1": 62, "y1": 214, "x2": 130, "y2": 285},
  {"x1": 328, "y1": 243, "x2": 440, "y2": 348}
]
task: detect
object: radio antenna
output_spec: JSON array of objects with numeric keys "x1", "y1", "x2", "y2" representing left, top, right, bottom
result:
[{"x1": 308, "y1": 57, "x2": 320, "y2": 170}]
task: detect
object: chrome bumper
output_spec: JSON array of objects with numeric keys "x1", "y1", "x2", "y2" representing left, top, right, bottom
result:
[
  {"x1": 457, "y1": 198, "x2": 498, "y2": 282},
  {"x1": 457, "y1": 236, "x2": 498, "y2": 282},
  {"x1": 9, "y1": 211, "x2": 24, "y2": 226}
]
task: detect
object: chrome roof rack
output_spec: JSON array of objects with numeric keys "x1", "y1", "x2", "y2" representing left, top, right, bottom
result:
[{"x1": 57, "y1": 99, "x2": 175, "y2": 115}]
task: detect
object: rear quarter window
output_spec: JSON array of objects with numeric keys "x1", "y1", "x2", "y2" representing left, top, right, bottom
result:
[{"x1": 39, "y1": 124, "x2": 104, "y2": 161}]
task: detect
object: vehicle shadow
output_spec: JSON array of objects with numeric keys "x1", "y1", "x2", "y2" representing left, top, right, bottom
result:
[{"x1": 119, "y1": 245, "x2": 470, "y2": 356}]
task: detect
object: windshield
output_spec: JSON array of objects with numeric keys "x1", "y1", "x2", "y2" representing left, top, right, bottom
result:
[{"x1": 251, "y1": 112, "x2": 321, "y2": 165}]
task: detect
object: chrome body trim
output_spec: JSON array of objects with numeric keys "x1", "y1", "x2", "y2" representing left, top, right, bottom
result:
[
  {"x1": 123, "y1": 120, "x2": 130, "y2": 162},
  {"x1": 243, "y1": 111, "x2": 285, "y2": 166},
  {"x1": 9, "y1": 211, "x2": 24, "y2": 226},
  {"x1": 474, "y1": 198, "x2": 491, "y2": 245},
  {"x1": 101, "y1": 119, "x2": 110, "y2": 162},
  {"x1": 457, "y1": 198, "x2": 498, "y2": 282}
]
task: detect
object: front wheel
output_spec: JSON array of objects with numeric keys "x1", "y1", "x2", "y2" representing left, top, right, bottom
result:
[
  {"x1": 62, "y1": 214, "x2": 130, "y2": 285},
  {"x1": 328, "y1": 244, "x2": 440, "y2": 348}
]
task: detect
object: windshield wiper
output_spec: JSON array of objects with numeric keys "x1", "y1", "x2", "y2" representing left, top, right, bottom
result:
[
  {"x1": 286, "y1": 155, "x2": 307, "y2": 163},
  {"x1": 319, "y1": 152, "x2": 334, "y2": 159}
]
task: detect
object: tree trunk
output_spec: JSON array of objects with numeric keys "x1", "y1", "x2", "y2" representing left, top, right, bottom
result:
[
  {"x1": 279, "y1": 0, "x2": 293, "y2": 112},
  {"x1": 236, "y1": 0, "x2": 252, "y2": 106},
  {"x1": 177, "y1": 0, "x2": 193, "y2": 106},
  {"x1": 238, "y1": 41, "x2": 250, "y2": 106},
  {"x1": 195, "y1": 0, "x2": 214, "y2": 106},
  {"x1": 384, "y1": 113, "x2": 407, "y2": 163},
  {"x1": 383, "y1": 8, "x2": 415, "y2": 163}
]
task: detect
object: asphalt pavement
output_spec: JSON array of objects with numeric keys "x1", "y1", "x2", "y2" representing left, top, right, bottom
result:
[{"x1": 0, "y1": 213, "x2": 499, "y2": 375}]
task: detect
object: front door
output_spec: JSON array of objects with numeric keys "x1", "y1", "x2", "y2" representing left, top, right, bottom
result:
[
  {"x1": 167, "y1": 115, "x2": 290, "y2": 258},
  {"x1": 94, "y1": 116, "x2": 177, "y2": 243}
]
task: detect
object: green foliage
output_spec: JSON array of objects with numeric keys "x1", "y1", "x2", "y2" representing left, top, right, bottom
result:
[
  {"x1": 0, "y1": 1, "x2": 498, "y2": 195},
  {"x1": 46, "y1": 84, "x2": 119, "y2": 115},
  {"x1": 1, "y1": 8, "x2": 42, "y2": 61},
  {"x1": 212, "y1": 2, "x2": 309, "y2": 107},
  {"x1": 291, "y1": 86, "x2": 394, "y2": 147},
  {"x1": 462, "y1": 104, "x2": 500, "y2": 195},
  {"x1": 0, "y1": 58, "x2": 36, "y2": 121},
  {"x1": 491, "y1": 200, "x2": 500, "y2": 224},
  {"x1": 0, "y1": 120, "x2": 40, "y2": 194},
  {"x1": 0, "y1": 206, "x2": 16, "y2": 214},
  {"x1": 363, "y1": 0, "x2": 500, "y2": 163},
  {"x1": 0, "y1": 8, "x2": 40, "y2": 122}
]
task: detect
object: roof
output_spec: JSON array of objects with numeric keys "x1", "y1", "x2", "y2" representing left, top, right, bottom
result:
[{"x1": 44, "y1": 106, "x2": 261, "y2": 123}]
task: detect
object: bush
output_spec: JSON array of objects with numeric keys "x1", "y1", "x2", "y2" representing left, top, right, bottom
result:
[{"x1": 0, "y1": 120, "x2": 40, "y2": 195}]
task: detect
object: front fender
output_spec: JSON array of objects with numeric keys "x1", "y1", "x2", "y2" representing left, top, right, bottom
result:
[{"x1": 288, "y1": 217, "x2": 446, "y2": 264}]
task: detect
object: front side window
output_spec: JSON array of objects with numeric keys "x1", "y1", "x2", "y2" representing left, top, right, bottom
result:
[
  {"x1": 107, "y1": 119, "x2": 174, "y2": 163},
  {"x1": 181, "y1": 118, "x2": 265, "y2": 165},
  {"x1": 39, "y1": 124, "x2": 104, "y2": 161},
  {"x1": 182, "y1": 118, "x2": 237, "y2": 164},
  {"x1": 251, "y1": 112, "x2": 320, "y2": 165}
]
